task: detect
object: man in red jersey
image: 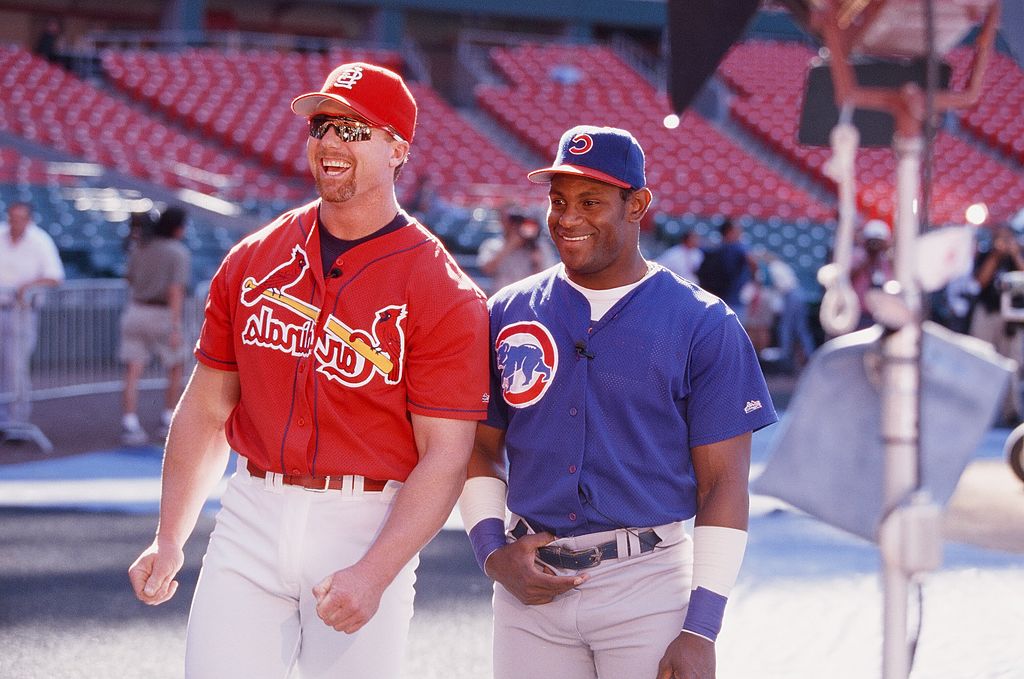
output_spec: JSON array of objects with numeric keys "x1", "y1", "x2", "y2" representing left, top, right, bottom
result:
[{"x1": 128, "y1": 62, "x2": 489, "y2": 678}]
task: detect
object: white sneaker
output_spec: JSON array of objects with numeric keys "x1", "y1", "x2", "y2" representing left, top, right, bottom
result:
[{"x1": 121, "y1": 423, "x2": 149, "y2": 446}]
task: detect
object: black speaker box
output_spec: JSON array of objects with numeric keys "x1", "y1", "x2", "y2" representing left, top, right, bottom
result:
[{"x1": 797, "y1": 58, "x2": 952, "y2": 147}]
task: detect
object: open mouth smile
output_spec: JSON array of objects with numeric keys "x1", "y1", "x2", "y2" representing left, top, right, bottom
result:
[{"x1": 321, "y1": 159, "x2": 352, "y2": 176}]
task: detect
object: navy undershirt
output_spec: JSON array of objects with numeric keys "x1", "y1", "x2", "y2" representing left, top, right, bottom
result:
[{"x1": 318, "y1": 210, "x2": 410, "y2": 278}]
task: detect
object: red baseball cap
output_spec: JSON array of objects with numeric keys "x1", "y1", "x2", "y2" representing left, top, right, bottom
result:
[{"x1": 291, "y1": 62, "x2": 417, "y2": 143}]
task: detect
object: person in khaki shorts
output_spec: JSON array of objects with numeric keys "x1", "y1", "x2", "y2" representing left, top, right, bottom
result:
[{"x1": 118, "y1": 206, "x2": 190, "y2": 445}]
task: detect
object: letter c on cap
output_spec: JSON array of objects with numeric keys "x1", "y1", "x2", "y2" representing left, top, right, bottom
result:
[{"x1": 568, "y1": 134, "x2": 593, "y2": 155}]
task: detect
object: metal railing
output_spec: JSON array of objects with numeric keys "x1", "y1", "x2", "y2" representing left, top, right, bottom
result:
[{"x1": 0, "y1": 279, "x2": 206, "y2": 406}]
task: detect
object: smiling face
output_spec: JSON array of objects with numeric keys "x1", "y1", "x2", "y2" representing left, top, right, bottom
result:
[
  {"x1": 546, "y1": 174, "x2": 652, "y2": 289},
  {"x1": 306, "y1": 107, "x2": 408, "y2": 206}
]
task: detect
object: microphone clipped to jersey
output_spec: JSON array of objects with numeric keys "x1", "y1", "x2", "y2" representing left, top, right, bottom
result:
[{"x1": 575, "y1": 341, "x2": 595, "y2": 360}]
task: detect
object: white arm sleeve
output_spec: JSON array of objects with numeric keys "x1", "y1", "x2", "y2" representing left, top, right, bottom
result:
[
  {"x1": 690, "y1": 525, "x2": 748, "y2": 596},
  {"x1": 457, "y1": 476, "x2": 507, "y2": 531}
]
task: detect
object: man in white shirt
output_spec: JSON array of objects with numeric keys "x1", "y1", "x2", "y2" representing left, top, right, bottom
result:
[
  {"x1": 0, "y1": 201, "x2": 64, "y2": 428},
  {"x1": 656, "y1": 229, "x2": 703, "y2": 282}
]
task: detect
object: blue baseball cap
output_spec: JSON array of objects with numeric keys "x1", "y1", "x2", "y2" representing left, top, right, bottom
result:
[{"x1": 528, "y1": 125, "x2": 646, "y2": 190}]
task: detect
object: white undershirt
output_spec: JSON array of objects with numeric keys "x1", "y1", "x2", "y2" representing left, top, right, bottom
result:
[{"x1": 562, "y1": 263, "x2": 657, "y2": 321}]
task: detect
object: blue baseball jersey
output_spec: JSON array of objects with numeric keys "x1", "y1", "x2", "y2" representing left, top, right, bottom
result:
[{"x1": 485, "y1": 264, "x2": 777, "y2": 536}]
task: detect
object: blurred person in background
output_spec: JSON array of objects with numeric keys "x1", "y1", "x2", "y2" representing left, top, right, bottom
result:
[
  {"x1": 656, "y1": 228, "x2": 703, "y2": 282},
  {"x1": 123, "y1": 209, "x2": 153, "y2": 254},
  {"x1": 477, "y1": 208, "x2": 557, "y2": 295},
  {"x1": 697, "y1": 218, "x2": 757, "y2": 321},
  {"x1": 407, "y1": 173, "x2": 447, "y2": 223},
  {"x1": 850, "y1": 218, "x2": 894, "y2": 329},
  {"x1": 33, "y1": 17, "x2": 65, "y2": 66},
  {"x1": 763, "y1": 250, "x2": 816, "y2": 372},
  {"x1": 939, "y1": 272, "x2": 980, "y2": 335},
  {"x1": 118, "y1": 206, "x2": 191, "y2": 446},
  {"x1": 0, "y1": 201, "x2": 64, "y2": 435},
  {"x1": 969, "y1": 223, "x2": 1024, "y2": 425},
  {"x1": 741, "y1": 249, "x2": 777, "y2": 357}
]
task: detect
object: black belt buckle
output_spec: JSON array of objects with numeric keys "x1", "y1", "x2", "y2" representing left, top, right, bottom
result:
[{"x1": 538, "y1": 543, "x2": 605, "y2": 570}]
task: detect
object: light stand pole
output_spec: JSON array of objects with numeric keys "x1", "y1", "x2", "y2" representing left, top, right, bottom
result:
[{"x1": 810, "y1": 2, "x2": 1000, "y2": 676}]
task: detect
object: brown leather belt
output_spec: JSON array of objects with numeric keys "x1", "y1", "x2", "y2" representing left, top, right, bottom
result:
[{"x1": 246, "y1": 460, "x2": 388, "y2": 492}]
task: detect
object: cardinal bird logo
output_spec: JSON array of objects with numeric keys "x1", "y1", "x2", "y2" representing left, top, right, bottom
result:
[
  {"x1": 241, "y1": 246, "x2": 309, "y2": 307},
  {"x1": 371, "y1": 304, "x2": 407, "y2": 384}
]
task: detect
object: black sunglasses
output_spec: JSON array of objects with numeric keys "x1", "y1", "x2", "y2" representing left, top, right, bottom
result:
[{"x1": 308, "y1": 115, "x2": 373, "y2": 142}]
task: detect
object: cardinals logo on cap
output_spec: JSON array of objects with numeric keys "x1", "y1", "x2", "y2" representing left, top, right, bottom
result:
[
  {"x1": 332, "y1": 65, "x2": 364, "y2": 90},
  {"x1": 495, "y1": 321, "x2": 558, "y2": 408}
]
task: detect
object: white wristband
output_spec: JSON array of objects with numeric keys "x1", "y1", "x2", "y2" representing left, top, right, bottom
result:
[
  {"x1": 691, "y1": 525, "x2": 748, "y2": 596},
  {"x1": 458, "y1": 476, "x2": 507, "y2": 531}
]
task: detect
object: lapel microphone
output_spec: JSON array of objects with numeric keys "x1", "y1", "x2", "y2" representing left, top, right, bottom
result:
[{"x1": 575, "y1": 341, "x2": 595, "y2": 360}]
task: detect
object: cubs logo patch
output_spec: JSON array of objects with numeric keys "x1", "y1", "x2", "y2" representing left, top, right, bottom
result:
[
  {"x1": 568, "y1": 133, "x2": 593, "y2": 155},
  {"x1": 495, "y1": 321, "x2": 558, "y2": 408}
]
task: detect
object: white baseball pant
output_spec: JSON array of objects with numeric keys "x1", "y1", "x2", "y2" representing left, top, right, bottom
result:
[
  {"x1": 492, "y1": 521, "x2": 693, "y2": 679},
  {"x1": 184, "y1": 457, "x2": 417, "y2": 679}
]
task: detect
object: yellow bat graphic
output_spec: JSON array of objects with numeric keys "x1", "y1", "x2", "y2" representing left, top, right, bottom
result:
[{"x1": 242, "y1": 280, "x2": 394, "y2": 374}]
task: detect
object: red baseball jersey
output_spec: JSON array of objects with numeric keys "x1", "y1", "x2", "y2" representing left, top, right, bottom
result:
[{"x1": 196, "y1": 201, "x2": 489, "y2": 481}]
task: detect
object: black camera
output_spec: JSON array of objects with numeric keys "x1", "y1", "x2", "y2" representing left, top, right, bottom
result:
[{"x1": 998, "y1": 271, "x2": 1024, "y2": 322}]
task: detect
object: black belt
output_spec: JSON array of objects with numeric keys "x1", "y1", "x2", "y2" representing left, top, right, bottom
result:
[
  {"x1": 135, "y1": 299, "x2": 169, "y2": 307},
  {"x1": 511, "y1": 521, "x2": 661, "y2": 570}
]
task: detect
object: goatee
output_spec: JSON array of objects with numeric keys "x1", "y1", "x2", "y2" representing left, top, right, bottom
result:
[{"x1": 316, "y1": 177, "x2": 357, "y2": 203}]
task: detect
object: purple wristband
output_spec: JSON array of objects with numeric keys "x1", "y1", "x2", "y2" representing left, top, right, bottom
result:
[
  {"x1": 468, "y1": 517, "x2": 507, "y2": 573},
  {"x1": 682, "y1": 586, "x2": 728, "y2": 641}
]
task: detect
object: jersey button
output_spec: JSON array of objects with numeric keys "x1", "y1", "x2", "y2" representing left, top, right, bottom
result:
[
  {"x1": 568, "y1": 465, "x2": 577, "y2": 474},
  {"x1": 298, "y1": 418, "x2": 305, "y2": 426},
  {"x1": 568, "y1": 512, "x2": 577, "y2": 521},
  {"x1": 290, "y1": 468, "x2": 301, "y2": 475},
  {"x1": 569, "y1": 407, "x2": 578, "y2": 416}
]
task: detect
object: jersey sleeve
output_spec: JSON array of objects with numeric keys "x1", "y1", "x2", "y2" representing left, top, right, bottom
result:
[
  {"x1": 483, "y1": 330, "x2": 510, "y2": 430},
  {"x1": 405, "y1": 292, "x2": 490, "y2": 420},
  {"x1": 685, "y1": 312, "x2": 777, "y2": 447},
  {"x1": 194, "y1": 252, "x2": 238, "y2": 371}
]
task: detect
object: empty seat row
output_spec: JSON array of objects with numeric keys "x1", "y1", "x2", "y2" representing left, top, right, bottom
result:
[{"x1": 477, "y1": 42, "x2": 836, "y2": 223}]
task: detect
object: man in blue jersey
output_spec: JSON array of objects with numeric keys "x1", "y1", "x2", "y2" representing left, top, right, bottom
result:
[{"x1": 458, "y1": 125, "x2": 777, "y2": 679}]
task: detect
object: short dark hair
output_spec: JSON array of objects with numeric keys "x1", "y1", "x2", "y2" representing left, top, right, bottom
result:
[{"x1": 153, "y1": 206, "x2": 187, "y2": 238}]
